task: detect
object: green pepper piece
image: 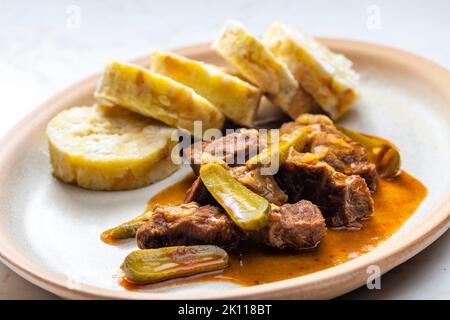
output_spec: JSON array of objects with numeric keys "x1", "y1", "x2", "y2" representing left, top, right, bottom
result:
[
  {"x1": 199, "y1": 163, "x2": 271, "y2": 230},
  {"x1": 101, "y1": 211, "x2": 152, "y2": 244},
  {"x1": 337, "y1": 125, "x2": 401, "y2": 178},
  {"x1": 246, "y1": 128, "x2": 307, "y2": 170},
  {"x1": 121, "y1": 245, "x2": 228, "y2": 284}
]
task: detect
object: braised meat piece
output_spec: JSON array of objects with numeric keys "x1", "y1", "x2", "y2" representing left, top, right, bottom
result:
[
  {"x1": 185, "y1": 166, "x2": 288, "y2": 206},
  {"x1": 136, "y1": 202, "x2": 242, "y2": 250},
  {"x1": 184, "y1": 177, "x2": 218, "y2": 206},
  {"x1": 280, "y1": 114, "x2": 378, "y2": 191},
  {"x1": 137, "y1": 201, "x2": 326, "y2": 250},
  {"x1": 254, "y1": 200, "x2": 326, "y2": 249},
  {"x1": 229, "y1": 166, "x2": 288, "y2": 205},
  {"x1": 184, "y1": 129, "x2": 288, "y2": 205},
  {"x1": 185, "y1": 141, "x2": 209, "y2": 176},
  {"x1": 310, "y1": 128, "x2": 378, "y2": 192},
  {"x1": 276, "y1": 153, "x2": 374, "y2": 227},
  {"x1": 185, "y1": 129, "x2": 262, "y2": 175}
]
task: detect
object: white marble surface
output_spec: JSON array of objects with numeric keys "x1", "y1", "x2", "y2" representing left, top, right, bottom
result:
[{"x1": 0, "y1": 0, "x2": 449, "y2": 299}]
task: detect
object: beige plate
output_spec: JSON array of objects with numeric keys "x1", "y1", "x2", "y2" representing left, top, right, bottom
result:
[{"x1": 1, "y1": 39, "x2": 450, "y2": 299}]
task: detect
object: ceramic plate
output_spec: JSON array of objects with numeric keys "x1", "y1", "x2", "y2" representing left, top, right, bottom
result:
[{"x1": 1, "y1": 39, "x2": 450, "y2": 299}]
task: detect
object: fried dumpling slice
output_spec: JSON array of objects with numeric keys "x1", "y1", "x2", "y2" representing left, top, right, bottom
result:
[
  {"x1": 263, "y1": 22, "x2": 360, "y2": 120},
  {"x1": 150, "y1": 51, "x2": 261, "y2": 127},
  {"x1": 95, "y1": 61, "x2": 225, "y2": 137},
  {"x1": 212, "y1": 20, "x2": 314, "y2": 119},
  {"x1": 47, "y1": 105, "x2": 178, "y2": 190}
]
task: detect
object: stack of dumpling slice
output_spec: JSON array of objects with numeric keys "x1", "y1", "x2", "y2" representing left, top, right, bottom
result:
[
  {"x1": 213, "y1": 20, "x2": 360, "y2": 120},
  {"x1": 47, "y1": 20, "x2": 360, "y2": 191}
]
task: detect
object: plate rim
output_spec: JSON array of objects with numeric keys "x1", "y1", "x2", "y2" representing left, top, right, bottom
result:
[{"x1": 1, "y1": 38, "x2": 450, "y2": 299}]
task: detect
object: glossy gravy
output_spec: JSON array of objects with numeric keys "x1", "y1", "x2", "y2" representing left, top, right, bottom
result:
[{"x1": 126, "y1": 171, "x2": 426, "y2": 288}]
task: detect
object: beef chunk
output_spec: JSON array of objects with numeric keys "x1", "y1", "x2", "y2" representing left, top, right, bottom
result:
[
  {"x1": 137, "y1": 201, "x2": 326, "y2": 251},
  {"x1": 184, "y1": 177, "x2": 218, "y2": 206},
  {"x1": 185, "y1": 129, "x2": 262, "y2": 175},
  {"x1": 185, "y1": 141, "x2": 209, "y2": 176},
  {"x1": 183, "y1": 129, "x2": 287, "y2": 205},
  {"x1": 310, "y1": 128, "x2": 378, "y2": 192},
  {"x1": 205, "y1": 129, "x2": 260, "y2": 163},
  {"x1": 229, "y1": 166, "x2": 288, "y2": 205},
  {"x1": 276, "y1": 156, "x2": 374, "y2": 227},
  {"x1": 280, "y1": 114, "x2": 378, "y2": 192},
  {"x1": 254, "y1": 200, "x2": 326, "y2": 249},
  {"x1": 136, "y1": 202, "x2": 242, "y2": 250},
  {"x1": 185, "y1": 166, "x2": 288, "y2": 206}
]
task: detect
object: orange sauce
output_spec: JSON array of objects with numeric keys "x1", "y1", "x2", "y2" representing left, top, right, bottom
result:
[
  {"x1": 146, "y1": 173, "x2": 195, "y2": 211},
  {"x1": 139, "y1": 171, "x2": 427, "y2": 287}
]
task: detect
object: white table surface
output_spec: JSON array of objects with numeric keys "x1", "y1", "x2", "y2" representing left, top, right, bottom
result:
[{"x1": 0, "y1": 0, "x2": 449, "y2": 300}]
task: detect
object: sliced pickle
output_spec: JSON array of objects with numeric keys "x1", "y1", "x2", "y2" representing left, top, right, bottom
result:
[
  {"x1": 101, "y1": 211, "x2": 152, "y2": 244},
  {"x1": 246, "y1": 128, "x2": 307, "y2": 170},
  {"x1": 337, "y1": 125, "x2": 401, "y2": 178},
  {"x1": 121, "y1": 245, "x2": 228, "y2": 284},
  {"x1": 199, "y1": 163, "x2": 270, "y2": 230}
]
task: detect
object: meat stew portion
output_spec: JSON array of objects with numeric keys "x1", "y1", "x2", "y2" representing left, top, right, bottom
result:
[
  {"x1": 137, "y1": 113, "x2": 380, "y2": 251},
  {"x1": 105, "y1": 113, "x2": 404, "y2": 286},
  {"x1": 184, "y1": 114, "x2": 376, "y2": 228}
]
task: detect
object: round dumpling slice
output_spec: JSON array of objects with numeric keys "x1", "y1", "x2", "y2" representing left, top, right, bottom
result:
[{"x1": 47, "y1": 105, "x2": 178, "y2": 190}]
